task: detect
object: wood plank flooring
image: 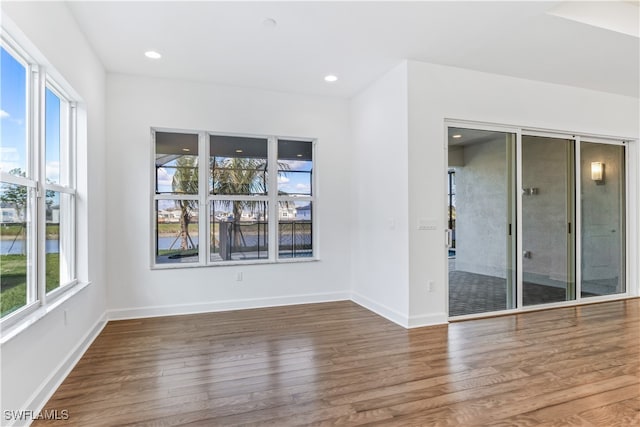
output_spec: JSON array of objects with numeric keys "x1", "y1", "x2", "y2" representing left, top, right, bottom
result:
[{"x1": 34, "y1": 299, "x2": 640, "y2": 426}]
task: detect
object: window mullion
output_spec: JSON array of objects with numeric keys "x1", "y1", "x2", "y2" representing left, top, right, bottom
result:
[
  {"x1": 268, "y1": 137, "x2": 278, "y2": 262},
  {"x1": 34, "y1": 64, "x2": 46, "y2": 306},
  {"x1": 69, "y1": 102, "x2": 77, "y2": 188},
  {"x1": 199, "y1": 131, "x2": 208, "y2": 265}
]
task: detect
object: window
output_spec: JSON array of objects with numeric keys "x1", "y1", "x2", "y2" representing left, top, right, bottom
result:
[
  {"x1": 154, "y1": 132, "x2": 199, "y2": 263},
  {"x1": 1, "y1": 37, "x2": 78, "y2": 323},
  {"x1": 277, "y1": 139, "x2": 313, "y2": 259},
  {"x1": 153, "y1": 131, "x2": 315, "y2": 266},
  {"x1": 44, "y1": 85, "x2": 75, "y2": 294},
  {"x1": 210, "y1": 135, "x2": 269, "y2": 262}
]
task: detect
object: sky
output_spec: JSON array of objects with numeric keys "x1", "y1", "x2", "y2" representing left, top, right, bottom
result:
[
  {"x1": 1, "y1": 46, "x2": 27, "y2": 175},
  {"x1": 1, "y1": 46, "x2": 61, "y2": 184}
]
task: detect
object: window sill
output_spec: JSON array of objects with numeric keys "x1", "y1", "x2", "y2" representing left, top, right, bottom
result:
[
  {"x1": 150, "y1": 257, "x2": 319, "y2": 270},
  {"x1": 0, "y1": 281, "x2": 91, "y2": 345}
]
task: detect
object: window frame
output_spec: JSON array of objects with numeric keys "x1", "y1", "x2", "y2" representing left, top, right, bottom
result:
[
  {"x1": 275, "y1": 137, "x2": 315, "y2": 261},
  {"x1": 151, "y1": 129, "x2": 317, "y2": 268},
  {"x1": 0, "y1": 33, "x2": 79, "y2": 329},
  {"x1": 42, "y1": 79, "x2": 77, "y2": 297}
]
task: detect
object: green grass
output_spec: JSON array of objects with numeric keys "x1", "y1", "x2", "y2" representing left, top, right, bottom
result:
[
  {"x1": 157, "y1": 223, "x2": 183, "y2": 235},
  {"x1": 1, "y1": 253, "x2": 60, "y2": 318}
]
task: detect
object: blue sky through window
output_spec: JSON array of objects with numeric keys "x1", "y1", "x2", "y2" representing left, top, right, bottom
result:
[
  {"x1": 278, "y1": 159, "x2": 312, "y2": 195},
  {"x1": 45, "y1": 87, "x2": 61, "y2": 184},
  {"x1": 1, "y1": 46, "x2": 62, "y2": 181},
  {"x1": 1, "y1": 46, "x2": 27, "y2": 174}
]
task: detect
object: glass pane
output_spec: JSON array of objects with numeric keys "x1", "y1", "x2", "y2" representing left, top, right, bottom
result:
[
  {"x1": 155, "y1": 200, "x2": 199, "y2": 264},
  {"x1": 211, "y1": 200, "x2": 268, "y2": 261},
  {"x1": 45, "y1": 190, "x2": 60, "y2": 292},
  {"x1": 44, "y1": 191, "x2": 73, "y2": 292},
  {"x1": 278, "y1": 201, "x2": 312, "y2": 258},
  {"x1": 581, "y1": 142, "x2": 625, "y2": 297},
  {"x1": 45, "y1": 88, "x2": 61, "y2": 184},
  {"x1": 155, "y1": 132, "x2": 199, "y2": 194},
  {"x1": 210, "y1": 135, "x2": 267, "y2": 195},
  {"x1": 0, "y1": 47, "x2": 28, "y2": 175},
  {"x1": 278, "y1": 140, "x2": 312, "y2": 196},
  {"x1": 522, "y1": 136, "x2": 575, "y2": 306},
  {"x1": 0, "y1": 182, "x2": 32, "y2": 317},
  {"x1": 447, "y1": 128, "x2": 516, "y2": 316}
]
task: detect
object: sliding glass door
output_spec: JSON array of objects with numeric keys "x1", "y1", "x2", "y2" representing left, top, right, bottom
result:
[
  {"x1": 447, "y1": 124, "x2": 627, "y2": 318},
  {"x1": 521, "y1": 136, "x2": 575, "y2": 306},
  {"x1": 580, "y1": 141, "x2": 626, "y2": 297},
  {"x1": 447, "y1": 127, "x2": 516, "y2": 316}
]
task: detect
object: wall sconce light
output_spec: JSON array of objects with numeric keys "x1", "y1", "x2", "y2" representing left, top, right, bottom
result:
[{"x1": 591, "y1": 162, "x2": 604, "y2": 182}]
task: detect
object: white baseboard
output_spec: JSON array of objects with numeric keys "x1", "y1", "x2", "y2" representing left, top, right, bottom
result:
[
  {"x1": 407, "y1": 312, "x2": 448, "y2": 328},
  {"x1": 350, "y1": 292, "x2": 448, "y2": 329},
  {"x1": 107, "y1": 292, "x2": 351, "y2": 321},
  {"x1": 21, "y1": 314, "x2": 107, "y2": 427},
  {"x1": 351, "y1": 291, "x2": 409, "y2": 328}
]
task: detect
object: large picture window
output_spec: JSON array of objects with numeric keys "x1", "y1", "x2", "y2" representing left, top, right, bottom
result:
[
  {"x1": 153, "y1": 131, "x2": 315, "y2": 267},
  {"x1": 1, "y1": 38, "x2": 78, "y2": 323}
]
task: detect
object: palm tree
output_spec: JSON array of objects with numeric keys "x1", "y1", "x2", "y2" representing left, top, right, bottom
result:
[
  {"x1": 212, "y1": 157, "x2": 267, "y2": 251},
  {"x1": 171, "y1": 157, "x2": 198, "y2": 250}
]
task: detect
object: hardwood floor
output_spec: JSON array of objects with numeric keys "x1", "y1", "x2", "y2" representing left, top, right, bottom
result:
[{"x1": 35, "y1": 299, "x2": 639, "y2": 426}]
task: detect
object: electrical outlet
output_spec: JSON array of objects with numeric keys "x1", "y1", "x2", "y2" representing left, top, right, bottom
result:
[
  {"x1": 64, "y1": 309, "x2": 69, "y2": 326},
  {"x1": 427, "y1": 281, "x2": 434, "y2": 292},
  {"x1": 236, "y1": 272, "x2": 243, "y2": 281}
]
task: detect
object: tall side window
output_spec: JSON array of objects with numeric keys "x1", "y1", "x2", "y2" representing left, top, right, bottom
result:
[
  {"x1": 1, "y1": 44, "x2": 34, "y2": 318},
  {"x1": 277, "y1": 139, "x2": 313, "y2": 259},
  {"x1": 44, "y1": 85, "x2": 76, "y2": 295},
  {"x1": 152, "y1": 131, "x2": 315, "y2": 267},
  {"x1": 154, "y1": 132, "x2": 199, "y2": 265},
  {"x1": 1, "y1": 37, "x2": 78, "y2": 323}
]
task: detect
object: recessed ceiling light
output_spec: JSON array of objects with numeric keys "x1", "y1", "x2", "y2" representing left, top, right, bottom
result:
[
  {"x1": 182, "y1": 148, "x2": 190, "y2": 152},
  {"x1": 296, "y1": 154, "x2": 303, "y2": 157},
  {"x1": 324, "y1": 75, "x2": 338, "y2": 83},
  {"x1": 235, "y1": 149, "x2": 244, "y2": 153},
  {"x1": 145, "y1": 50, "x2": 162, "y2": 59},
  {"x1": 452, "y1": 134, "x2": 462, "y2": 139}
]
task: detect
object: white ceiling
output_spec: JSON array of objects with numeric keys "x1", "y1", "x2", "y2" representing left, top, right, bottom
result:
[{"x1": 67, "y1": 1, "x2": 639, "y2": 99}]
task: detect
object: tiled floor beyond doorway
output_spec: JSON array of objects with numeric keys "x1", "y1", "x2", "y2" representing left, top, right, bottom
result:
[{"x1": 448, "y1": 261, "x2": 604, "y2": 317}]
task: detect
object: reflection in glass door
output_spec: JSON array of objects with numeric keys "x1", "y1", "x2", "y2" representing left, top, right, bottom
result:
[
  {"x1": 447, "y1": 127, "x2": 516, "y2": 316},
  {"x1": 581, "y1": 142, "x2": 625, "y2": 297},
  {"x1": 521, "y1": 136, "x2": 575, "y2": 306}
]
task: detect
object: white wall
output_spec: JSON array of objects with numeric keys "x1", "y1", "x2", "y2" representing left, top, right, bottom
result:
[
  {"x1": 407, "y1": 60, "x2": 640, "y2": 321},
  {"x1": 105, "y1": 74, "x2": 351, "y2": 318},
  {"x1": 349, "y1": 62, "x2": 410, "y2": 326},
  {"x1": 0, "y1": 1, "x2": 107, "y2": 422}
]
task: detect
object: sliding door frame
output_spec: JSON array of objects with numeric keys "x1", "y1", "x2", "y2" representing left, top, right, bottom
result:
[
  {"x1": 576, "y1": 136, "x2": 629, "y2": 301},
  {"x1": 520, "y1": 130, "x2": 577, "y2": 307},
  {"x1": 445, "y1": 119, "x2": 635, "y2": 320}
]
